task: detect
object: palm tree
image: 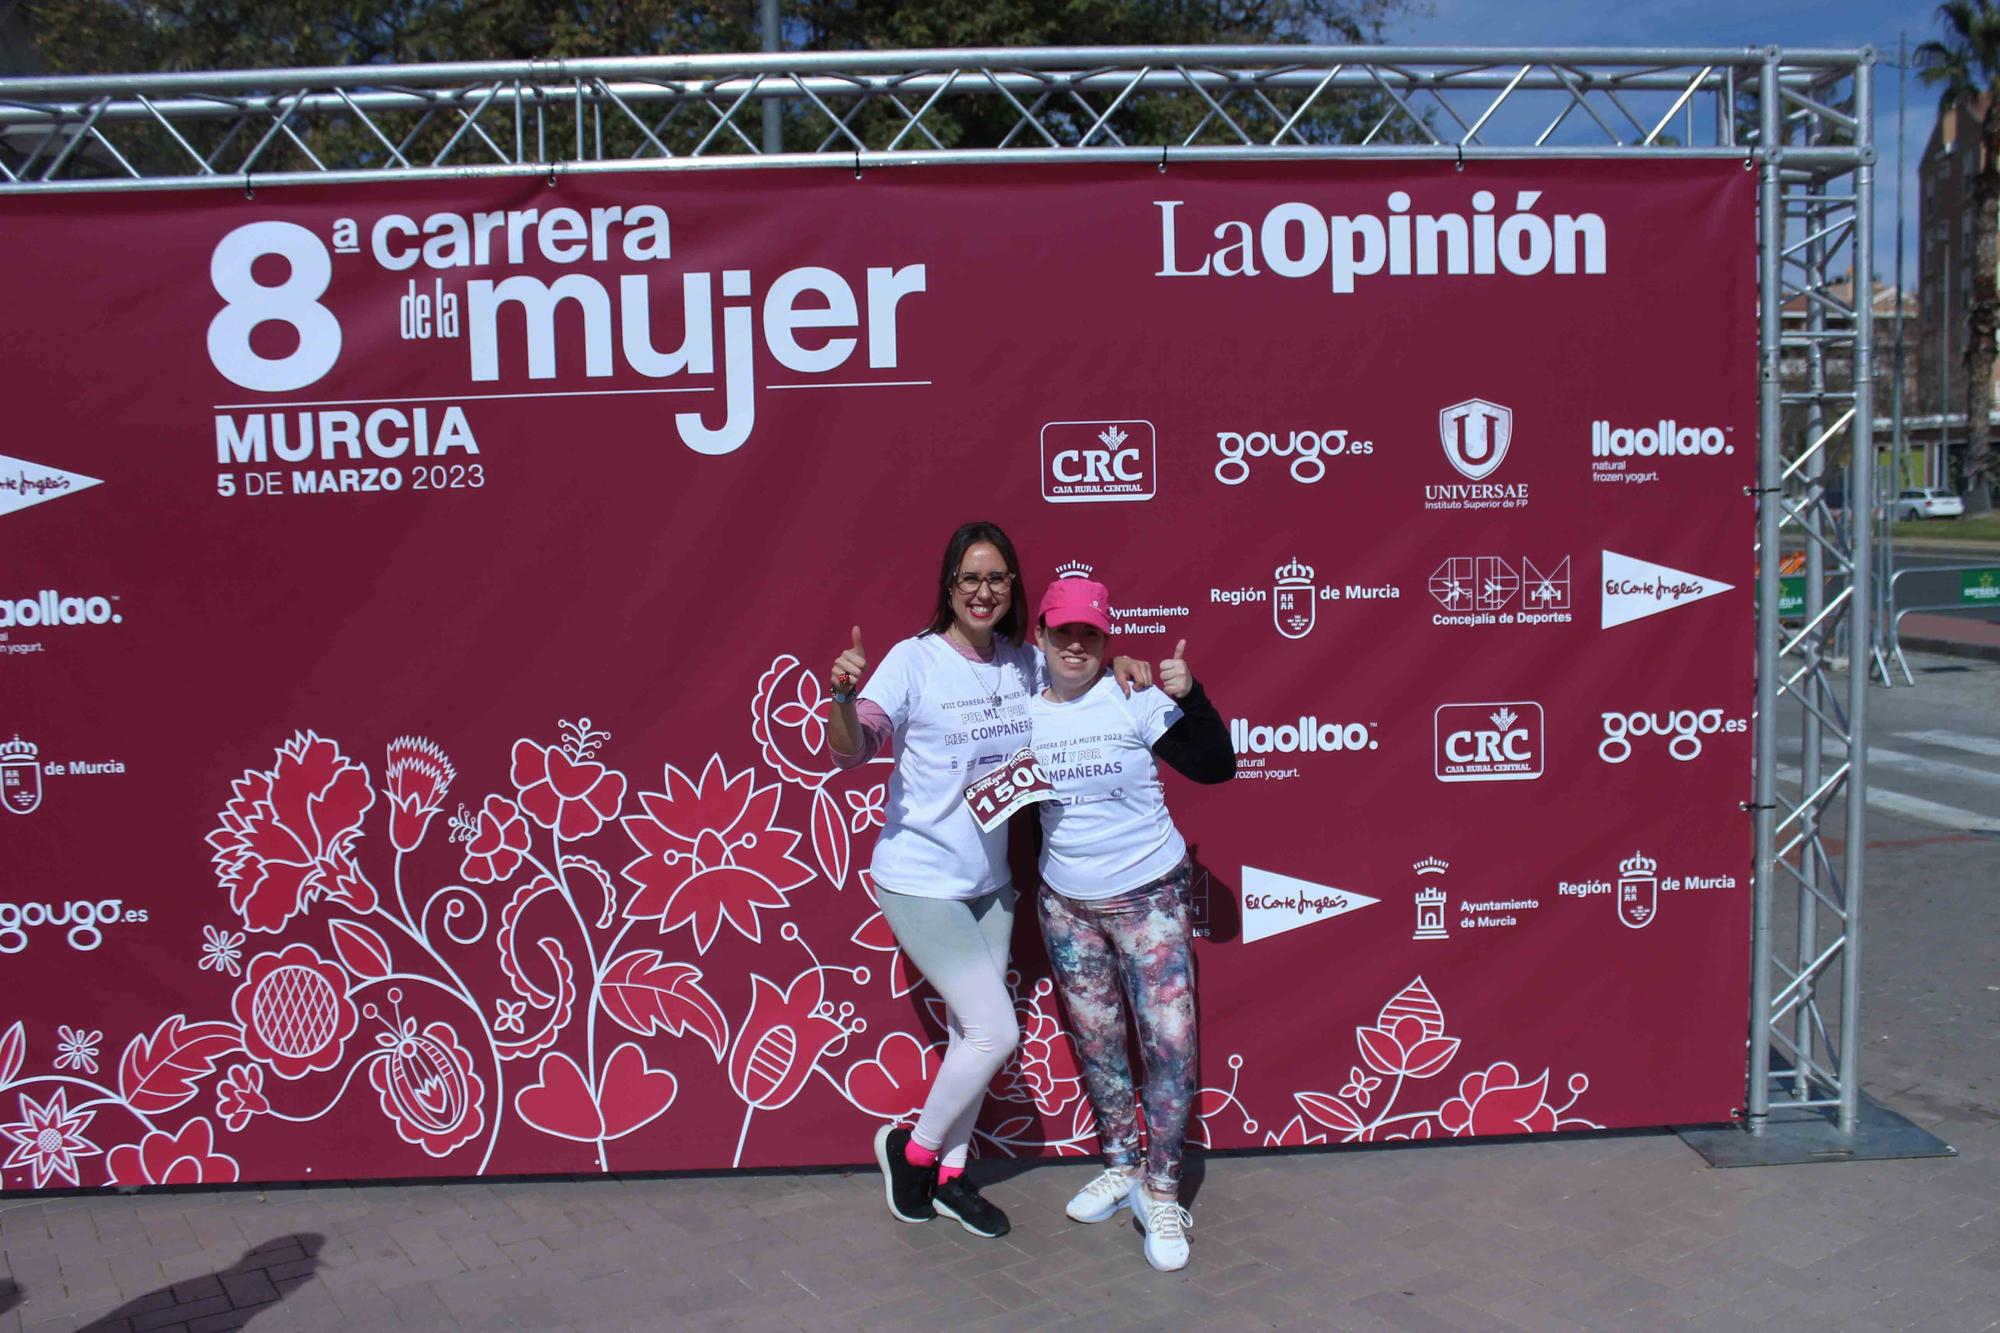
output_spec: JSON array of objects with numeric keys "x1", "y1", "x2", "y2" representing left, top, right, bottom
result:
[{"x1": 1918, "y1": 0, "x2": 2000, "y2": 515}]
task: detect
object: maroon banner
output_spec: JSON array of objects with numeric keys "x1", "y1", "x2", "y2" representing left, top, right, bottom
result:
[{"x1": 0, "y1": 161, "x2": 1753, "y2": 1190}]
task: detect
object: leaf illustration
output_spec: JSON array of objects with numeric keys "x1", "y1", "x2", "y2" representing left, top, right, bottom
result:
[
  {"x1": 1294, "y1": 1091, "x2": 1365, "y2": 1137},
  {"x1": 987, "y1": 1114, "x2": 1037, "y2": 1144},
  {"x1": 1402, "y1": 1036, "x2": 1462, "y2": 1079},
  {"x1": 811, "y1": 786, "x2": 849, "y2": 890},
  {"x1": 1355, "y1": 1025, "x2": 1404, "y2": 1077},
  {"x1": 118, "y1": 1016, "x2": 243, "y2": 1114},
  {"x1": 0, "y1": 1021, "x2": 23, "y2": 1087},
  {"x1": 327, "y1": 919, "x2": 393, "y2": 980},
  {"x1": 1378, "y1": 976, "x2": 1445, "y2": 1040},
  {"x1": 599, "y1": 951, "x2": 730, "y2": 1059}
]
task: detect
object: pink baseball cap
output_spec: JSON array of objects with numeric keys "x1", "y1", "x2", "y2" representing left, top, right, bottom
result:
[{"x1": 1038, "y1": 577, "x2": 1113, "y2": 636}]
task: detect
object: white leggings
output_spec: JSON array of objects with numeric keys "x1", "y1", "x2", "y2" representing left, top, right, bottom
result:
[{"x1": 876, "y1": 884, "x2": 1020, "y2": 1167}]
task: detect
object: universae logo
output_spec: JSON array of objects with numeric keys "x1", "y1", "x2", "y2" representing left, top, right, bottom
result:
[{"x1": 1041, "y1": 420, "x2": 1157, "y2": 503}]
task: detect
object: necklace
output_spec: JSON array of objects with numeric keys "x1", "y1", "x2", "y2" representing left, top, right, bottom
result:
[{"x1": 945, "y1": 628, "x2": 1006, "y2": 711}]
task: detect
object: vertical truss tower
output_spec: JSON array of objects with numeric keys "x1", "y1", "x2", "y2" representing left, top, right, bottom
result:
[{"x1": 0, "y1": 46, "x2": 1885, "y2": 1148}]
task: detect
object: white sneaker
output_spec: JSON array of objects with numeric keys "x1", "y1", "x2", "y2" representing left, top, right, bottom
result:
[
  {"x1": 1132, "y1": 1187, "x2": 1192, "y2": 1272},
  {"x1": 1065, "y1": 1167, "x2": 1138, "y2": 1223}
]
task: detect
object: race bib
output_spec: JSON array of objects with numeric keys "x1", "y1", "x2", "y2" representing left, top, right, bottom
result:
[{"x1": 962, "y1": 749, "x2": 1056, "y2": 831}]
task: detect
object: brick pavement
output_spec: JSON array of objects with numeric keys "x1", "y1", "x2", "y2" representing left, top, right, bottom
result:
[{"x1": 3, "y1": 804, "x2": 1996, "y2": 1332}]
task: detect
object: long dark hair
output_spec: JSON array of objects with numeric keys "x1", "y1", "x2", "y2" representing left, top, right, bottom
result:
[{"x1": 925, "y1": 521, "x2": 1027, "y2": 645}]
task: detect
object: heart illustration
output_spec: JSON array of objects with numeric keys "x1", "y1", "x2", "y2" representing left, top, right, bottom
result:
[
  {"x1": 597, "y1": 1042, "x2": 678, "y2": 1140},
  {"x1": 545, "y1": 748, "x2": 602, "y2": 801},
  {"x1": 843, "y1": 1032, "x2": 939, "y2": 1120},
  {"x1": 513, "y1": 1052, "x2": 603, "y2": 1142}
]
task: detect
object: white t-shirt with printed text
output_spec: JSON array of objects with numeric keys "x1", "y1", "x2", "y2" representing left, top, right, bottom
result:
[
  {"x1": 1029, "y1": 675, "x2": 1186, "y2": 900},
  {"x1": 861, "y1": 633, "x2": 1040, "y2": 900}
]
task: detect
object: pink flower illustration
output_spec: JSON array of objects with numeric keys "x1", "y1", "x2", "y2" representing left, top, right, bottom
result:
[
  {"x1": 843, "y1": 783, "x2": 886, "y2": 833},
  {"x1": 1355, "y1": 976, "x2": 1459, "y2": 1079},
  {"x1": 1338, "y1": 1066, "x2": 1382, "y2": 1108},
  {"x1": 457, "y1": 795, "x2": 532, "y2": 884},
  {"x1": 384, "y1": 736, "x2": 455, "y2": 853},
  {"x1": 621, "y1": 757, "x2": 813, "y2": 953},
  {"x1": 730, "y1": 970, "x2": 853, "y2": 1112},
  {"x1": 232, "y1": 943, "x2": 359, "y2": 1080},
  {"x1": 1, "y1": 1089, "x2": 99, "y2": 1189},
  {"x1": 993, "y1": 976, "x2": 1084, "y2": 1116},
  {"x1": 512, "y1": 720, "x2": 625, "y2": 841},
  {"x1": 215, "y1": 1063, "x2": 269, "y2": 1132},
  {"x1": 367, "y1": 1016, "x2": 486, "y2": 1158},
  {"x1": 751, "y1": 656, "x2": 838, "y2": 786},
  {"x1": 208, "y1": 731, "x2": 376, "y2": 931},
  {"x1": 106, "y1": 1118, "x2": 239, "y2": 1187},
  {"x1": 1438, "y1": 1063, "x2": 1557, "y2": 1137}
]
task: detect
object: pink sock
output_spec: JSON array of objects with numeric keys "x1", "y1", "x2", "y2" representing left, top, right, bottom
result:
[
  {"x1": 937, "y1": 1163, "x2": 964, "y2": 1183},
  {"x1": 904, "y1": 1138, "x2": 939, "y2": 1168}
]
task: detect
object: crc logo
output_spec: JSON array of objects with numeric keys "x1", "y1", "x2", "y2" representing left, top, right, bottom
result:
[
  {"x1": 1041, "y1": 419, "x2": 1156, "y2": 503},
  {"x1": 0, "y1": 897, "x2": 146, "y2": 953},
  {"x1": 1435, "y1": 702, "x2": 1544, "y2": 782},
  {"x1": 1214, "y1": 428, "x2": 1373, "y2": 486},
  {"x1": 1439, "y1": 398, "x2": 1513, "y2": 480},
  {"x1": 0, "y1": 591, "x2": 123, "y2": 628},
  {"x1": 1598, "y1": 708, "x2": 1745, "y2": 763}
]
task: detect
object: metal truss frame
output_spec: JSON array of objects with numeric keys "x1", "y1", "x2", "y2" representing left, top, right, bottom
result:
[{"x1": 0, "y1": 46, "x2": 1877, "y2": 1143}]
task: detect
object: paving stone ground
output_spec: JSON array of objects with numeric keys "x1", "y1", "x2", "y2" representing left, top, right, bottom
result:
[{"x1": 2, "y1": 806, "x2": 1995, "y2": 1331}]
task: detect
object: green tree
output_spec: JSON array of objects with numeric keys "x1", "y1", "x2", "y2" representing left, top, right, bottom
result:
[
  {"x1": 1917, "y1": 0, "x2": 2000, "y2": 515},
  {"x1": 22, "y1": 0, "x2": 1423, "y2": 166}
]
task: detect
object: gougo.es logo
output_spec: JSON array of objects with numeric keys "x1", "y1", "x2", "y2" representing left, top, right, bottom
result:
[{"x1": 0, "y1": 898, "x2": 147, "y2": 953}]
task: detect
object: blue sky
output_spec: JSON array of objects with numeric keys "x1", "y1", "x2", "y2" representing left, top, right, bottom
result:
[{"x1": 1383, "y1": 0, "x2": 1942, "y2": 287}]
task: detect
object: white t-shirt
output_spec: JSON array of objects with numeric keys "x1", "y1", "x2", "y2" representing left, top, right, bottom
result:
[
  {"x1": 862, "y1": 633, "x2": 1040, "y2": 900},
  {"x1": 1029, "y1": 675, "x2": 1187, "y2": 900}
]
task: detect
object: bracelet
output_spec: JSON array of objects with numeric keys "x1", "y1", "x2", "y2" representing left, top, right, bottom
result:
[{"x1": 831, "y1": 689, "x2": 855, "y2": 704}]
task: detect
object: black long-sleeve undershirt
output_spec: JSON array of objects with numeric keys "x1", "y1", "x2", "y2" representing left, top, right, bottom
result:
[{"x1": 1151, "y1": 679, "x2": 1236, "y2": 784}]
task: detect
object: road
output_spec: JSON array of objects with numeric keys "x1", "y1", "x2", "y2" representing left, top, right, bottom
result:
[{"x1": 1775, "y1": 647, "x2": 2000, "y2": 835}]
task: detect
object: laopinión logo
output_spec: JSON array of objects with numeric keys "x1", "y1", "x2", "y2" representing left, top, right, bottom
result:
[
  {"x1": 1041, "y1": 420, "x2": 1157, "y2": 503},
  {"x1": 1434, "y1": 702, "x2": 1543, "y2": 782},
  {"x1": 1427, "y1": 555, "x2": 1571, "y2": 627},
  {"x1": 1590, "y1": 418, "x2": 1736, "y2": 487},
  {"x1": 0, "y1": 897, "x2": 148, "y2": 953},
  {"x1": 1209, "y1": 557, "x2": 1399, "y2": 641},
  {"x1": 1429, "y1": 398, "x2": 1528, "y2": 512},
  {"x1": 1213, "y1": 427, "x2": 1374, "y2": 486},
  {"x1": 1597, "y1": 708, "x2": 1745, "y2": 763}
]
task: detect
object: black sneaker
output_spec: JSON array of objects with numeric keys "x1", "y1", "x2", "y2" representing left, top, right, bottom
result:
[
  {"x1": 874, "y1": 1124, "x2": 936, "y2": 1224},
  {"x1": 932, "y1": 1175, "x2": 1011, "y2": 1238}
]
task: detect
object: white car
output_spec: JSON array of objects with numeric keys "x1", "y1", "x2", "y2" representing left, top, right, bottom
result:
[{"x1": 1892, "y1": 487, "x2": 1966, "y2": 520}]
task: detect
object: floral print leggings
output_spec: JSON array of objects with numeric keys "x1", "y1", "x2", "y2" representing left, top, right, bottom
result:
[{"x1": 1037, "y1": 861, "x2": 1196, "y2": 1196}]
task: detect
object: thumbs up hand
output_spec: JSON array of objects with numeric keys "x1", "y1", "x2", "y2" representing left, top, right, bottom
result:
[
  {"x1": 1160, "y1": 639, "x2": 1192, "y2": 699},
  {"x1": 831, "y1": 626, "x2": 868, "y2": 700}
]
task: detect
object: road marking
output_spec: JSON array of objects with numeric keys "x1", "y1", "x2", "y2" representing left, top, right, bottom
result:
[
  {"x1": 1776, "y1": 765, "x2": 2000, "y2": 835},
  {"x1": 1896, "y1": 730, "x2": 2000, "y2": 760},
  {"x1": 1825, "y1": 742, "x2": 2000, "y2": 793}
]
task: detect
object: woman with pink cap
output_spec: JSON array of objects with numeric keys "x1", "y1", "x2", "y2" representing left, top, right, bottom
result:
[
  {"x1": 1029, "y1": 575, "x2": 1233, "y2": 1272},
  {"x1": 825, "y1": 523, "x2": 1151, "y2": 1240}
]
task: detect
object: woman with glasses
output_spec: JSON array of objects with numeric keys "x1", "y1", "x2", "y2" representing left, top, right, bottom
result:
[{"x1": 828, "y1": 522, "x2": 1144, "y2": 1240}]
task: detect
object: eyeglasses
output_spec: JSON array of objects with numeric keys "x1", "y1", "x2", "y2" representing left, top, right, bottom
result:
[{"x1": 951, "y1": 572, "x2": 1015, "y2": 594}]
